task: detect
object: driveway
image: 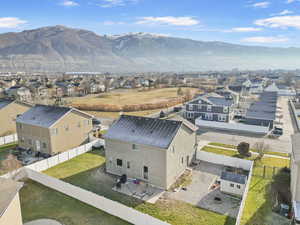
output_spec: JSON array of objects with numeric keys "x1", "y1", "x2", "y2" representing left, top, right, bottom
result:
[
  {"x1": 197, "y1": 97, "x2": 295, "y2": 153},
  {"x1": 166, "y1": 161, "x2": 241, "y2": 218}
]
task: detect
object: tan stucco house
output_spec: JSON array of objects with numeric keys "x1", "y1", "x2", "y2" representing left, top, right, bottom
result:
[
  {"x1": 0, "y1": 178, "x2": 23, "y2": 225},
  {"x1": 16, "y1": 104, "x2": 93, "y2": 155},
  {"x1": 0, "y1": 100, "x2": 32, "y2": 137},
  {"x1": 104, "y1": 115, "x2": 197, "y2": 190}
]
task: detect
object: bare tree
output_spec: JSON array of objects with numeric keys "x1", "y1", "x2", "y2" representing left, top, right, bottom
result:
[{"x1": 254, "y1": 141, "x2": 270, "y2": 159}]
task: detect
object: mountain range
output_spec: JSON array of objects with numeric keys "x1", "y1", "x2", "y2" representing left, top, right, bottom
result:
[{"x1": 0, "y1": 25, "x2": 299, "y2": 72}]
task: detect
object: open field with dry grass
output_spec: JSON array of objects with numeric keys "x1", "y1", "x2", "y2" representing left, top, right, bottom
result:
[
  {"x1": 66, "y1": 88, "x2": 199, "y2": 106},
  {"x1": 84, "y1": 109, "x2": 163, "y2": 118}
]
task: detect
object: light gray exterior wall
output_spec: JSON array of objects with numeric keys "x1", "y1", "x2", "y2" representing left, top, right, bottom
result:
[
  {"x1": 105, "y1": 124, "x2": 196, "y2": 190},
  {"x1": 165, "y1": 125, "x2": 196, "y2": 189},
  {"x1": 105, "y1": 139, "x2": 167, "y2": 189}
]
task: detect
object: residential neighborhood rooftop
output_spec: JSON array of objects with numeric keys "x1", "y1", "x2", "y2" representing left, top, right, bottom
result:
[
  {"x1": 0, "y1": 100, "x2": 12, "y2": 110},
  {"x1": 221, "y1": 171, "x2": 247, "y2": 185},
  {"x1": 16, "y1": 104, "x2": 72, "y2": 128},
  {"x1": 104, "y1": 115, "x2": 188, "y2": 149}
]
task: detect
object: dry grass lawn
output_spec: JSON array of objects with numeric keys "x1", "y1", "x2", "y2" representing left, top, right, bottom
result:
[{"x1": 66, "y1": 88, "x2": 199, "y2": 106}]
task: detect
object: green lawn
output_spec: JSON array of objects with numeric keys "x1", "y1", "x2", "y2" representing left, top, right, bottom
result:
[
  {"x1": 208, "y1": 142, "x2": 289, "y2": 158},
  {"x1": 201, "y1": 145, "x2": 290, "y2": 225},
  {"x1": 44, "y1": 149, "x2": 236, "y2": 225},
  {"x1": 20, "y1": 179, "x2": 131, "y2": 225}
]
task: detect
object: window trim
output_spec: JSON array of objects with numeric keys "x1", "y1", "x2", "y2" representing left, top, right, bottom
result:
[{"x1": 116, "y1": 159, "x2": 123, "y2": 167}]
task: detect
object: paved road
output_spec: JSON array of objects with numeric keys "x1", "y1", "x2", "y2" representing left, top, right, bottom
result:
[{"x1": 197, "y1": 97, "x2": 295, "y2": 154}]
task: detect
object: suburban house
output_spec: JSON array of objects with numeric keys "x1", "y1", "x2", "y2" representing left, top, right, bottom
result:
[
  {"x1": 185, "y1": 93, "x2": 234, "y2": 122},
  {"x1": 265, "y1": 82, "x2": 296, "y2": 96},
  {"x1": 5, "y1": 86, "x2": 32, "y2": 102},
  {"x1": 244, "y1": 91, "x2": 278, "y2": 129},
  {"x1": 291, "y1": 133, "x2": 300, "y2": 224},
  {"x1": 16, "y1": 104, "x2": 93, "y2": 155},
  {"x1": 55, "y1": 82, "x2": 75, "y2": 97},
  {"x1": 0, "y1": 178, "x2": 23, "y2": 225},
  {"x1": 220, "y1": 171, "x2": 247, "y2": 197},
  {"x1": 104, "y1": 115, "x2": 198, "y2": 190},
  {"x1": 0, "y1": 100, "x2": 32, "y2": 137}
]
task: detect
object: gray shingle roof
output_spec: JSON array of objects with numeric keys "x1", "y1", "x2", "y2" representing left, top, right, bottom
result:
[
  {"x1": 207, "y1": 97, "x2": 234, "y2": 107},
  {"x1": 16, "y1": 104, "x2": 72, "y2": 128},
  {"x1": 221, "y1": 171, "x2": 247, "y2": 184},
  {"x1": 104, "y1": 115, "x2": 183, "y2": 149},
  {"x1": 0, "y1": 100, "x2": 12, "y2": 110},
  {"x1": 0, "y1": 178, "x2": 23, "y2": 217}
]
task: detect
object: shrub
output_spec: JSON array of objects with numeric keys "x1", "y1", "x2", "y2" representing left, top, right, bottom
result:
[{"x1": 237, "y1": 142, "x2": 250, "y2": 157}]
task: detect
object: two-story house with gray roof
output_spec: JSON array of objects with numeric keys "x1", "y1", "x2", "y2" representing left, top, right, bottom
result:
[
  {"x1": 185, "y1": 93, "x2": 235, "y2": 123},
  {"x1": 16, "y1": 104, "x2": 93, "y2": 155},
  {"x1": 104, "y1": 115, "x2": 197, "y2": 190}
]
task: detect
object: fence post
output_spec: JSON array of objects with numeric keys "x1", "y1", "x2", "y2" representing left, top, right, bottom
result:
[
  {"x1": 263, "y1": 166, "x2": 266, "y2": 178},
  {"x1": 273, "y1": 167, "x2": 276, "y2": 177}
]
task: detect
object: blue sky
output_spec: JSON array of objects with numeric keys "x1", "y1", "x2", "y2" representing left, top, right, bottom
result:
[{"x1": 1, "y1": 0, "x2": 300, "y2": 47}]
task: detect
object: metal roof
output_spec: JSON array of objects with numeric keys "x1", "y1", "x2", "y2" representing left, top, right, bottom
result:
[
  {"x1": 207, "y1": 97, "x2": 234, "y2": 107},
  {"x1": 0, "y1": 100, "x2": 12, "y2": 110},
  {"x1": 0, "y1": 178, "x2": 23, "y2": 217},
  {"x1": 104, "y1": 115, "x2": 183, "y2": 149},
  {"x1": 221, "y1": 171, "x2": 247, "y2": 184},
  {"x1": 16, "y1": 104, "x2": 72, "y2": 128}
]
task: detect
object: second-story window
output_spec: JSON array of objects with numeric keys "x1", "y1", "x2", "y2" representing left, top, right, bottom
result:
[
  {"x1": 132, "y1": 144, "x2": 138, "y2": 150},
  {"x1": 188, "y1": 104, "x2": 193, "y2": 110},
  {"x1": 65, "y1": 125, "x2": 69, "y2": 131},
  {"x1": 207, "y1": 105, "x2": 212, "y2": 111},
  {"x1": 223, "y1": 107, "x2": 228, "y2": 113}
]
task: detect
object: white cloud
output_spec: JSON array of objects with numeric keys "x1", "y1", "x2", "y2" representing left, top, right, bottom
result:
[
  {"x1": 98, "y1": 0, "x2": 138, "y2": 8},
  {"x1": 0, "y1": 17, "x2": 27, "y2": 28},
  {"x1": 103, "y1": 21, "x2": 125, "y2": 25},
  {"x1": 286, "y1": 0, "x2": 300, "y2": 3},
  {"x1": 251, "y1": 1, "x2": 271, "y2": 8},
  {"x1": 255, "y1": 15, "x2": 300, "y2": 29},
  {"x1": 271, "y1": 10, "x2": 293, "y2": 16},
  {"x1": 228, "y1": 27, "x2": 263, "y2": 32},
  {"x1": 61, "y1": 0, "x2": 79, "y2": 6},
  {"x1": 242, "y1": 36, "x2": 289, "y2": 43},
  {"x1": 136, "y1": 16, "x2": 200, "y2": 26}
]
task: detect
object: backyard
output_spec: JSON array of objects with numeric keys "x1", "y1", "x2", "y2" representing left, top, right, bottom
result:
[
  {"x1": 43, "y1": 149, "x2": 235, "y2": 225},
  {"x1": 20, "y1": 180, "x2": 131, "y2": 225},
  {"x1": 201, "y1": 145, "x2": 291, "y2": 225}
]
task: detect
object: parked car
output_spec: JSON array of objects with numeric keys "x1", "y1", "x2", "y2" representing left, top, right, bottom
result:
[{"x1": 272, "y1": 127, "x2": 283, "y2": 136}]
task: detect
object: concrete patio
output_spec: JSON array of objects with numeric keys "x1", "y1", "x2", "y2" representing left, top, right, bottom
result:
[{"x1": 112, "y1": 178, "x2": 165, "y2": 203}]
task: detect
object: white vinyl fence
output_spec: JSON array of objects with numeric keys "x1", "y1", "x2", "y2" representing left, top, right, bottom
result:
[
  {"x1": 195, "y1": 119, "x2": 269, "y2": 135},
  {"x1": 235, "y1": 163, "x2": 254, "y2": 225},
  {"x1": 0, "y1": 133, "x2": 18, "y2": 146},
  {"x1": 197, "y1": 151, "x2": 253, "y2": 171},
  {"x1": 0, "y1": 139, "x2": 102, "y2": 179},
  {"x1": 26, "y1": 169, "x2": 170, "y2": 225}
]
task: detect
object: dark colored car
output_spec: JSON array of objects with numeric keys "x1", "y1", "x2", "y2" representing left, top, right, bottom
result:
[{"x1": 272, "y1": 127, "x2": 283, "y2": 136}]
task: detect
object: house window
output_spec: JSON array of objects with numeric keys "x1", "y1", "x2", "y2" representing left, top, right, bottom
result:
[
  {"x1": 19, "y1": 124, "x2": 23, "y2": 129},
  {"x1": 181, "y1": 157, "x2": 184, "y2": 164},
  {"x1": 42, "y1": 142, "x2": 47, "y2": 148},
  {"x1": 117, "y1": 159, "x2": 123, "y2": 167},
  {"x1": 187, "y1": 112, "x2": 194, "y2": 119},
  {"x1": 65, "y1": 125, "x2": 69, "y2": 131},
  {"x1": 172, "y1": 146, "x2": 175, "y2": 153},
  {"x1": 28, "y1": 139, "x2": 32, "y2": 145},
  {"x1": 127, "y1": 161, "x2": 130, "y2": 169},
  {"x1": 143, "y1": 166, "x2": 149, "y2": 180},
  {"x1": 223, "y1": 107, "x2": 229, "y2": 113},
  {"x1": 218, "y1": 114, "x2": 227, "y2": 122},
  {"x1": 132, "y1": 144, "x2": 138, "y2": 150},
  {"x1": 230, "y1": 183, "x2": 234, "y2": 188},
  {"x1": 205, "y1": 113, "x2": 213, "y2": 120},
  {"x1": 188, "y1": 104, "x2": 193, "y2": 110},
  {"x1": 21, "y1": 137, "x2": 25, "y2": 143},
  {"x1": 237, "y1": 184, "x2": 241, "y2": 189},
  {"x1": 207, "y1": 105, "x2": 212, "y2": 112},
  {"x1": 198, "y1": 105, "x2": 202, "y2": 110}
]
